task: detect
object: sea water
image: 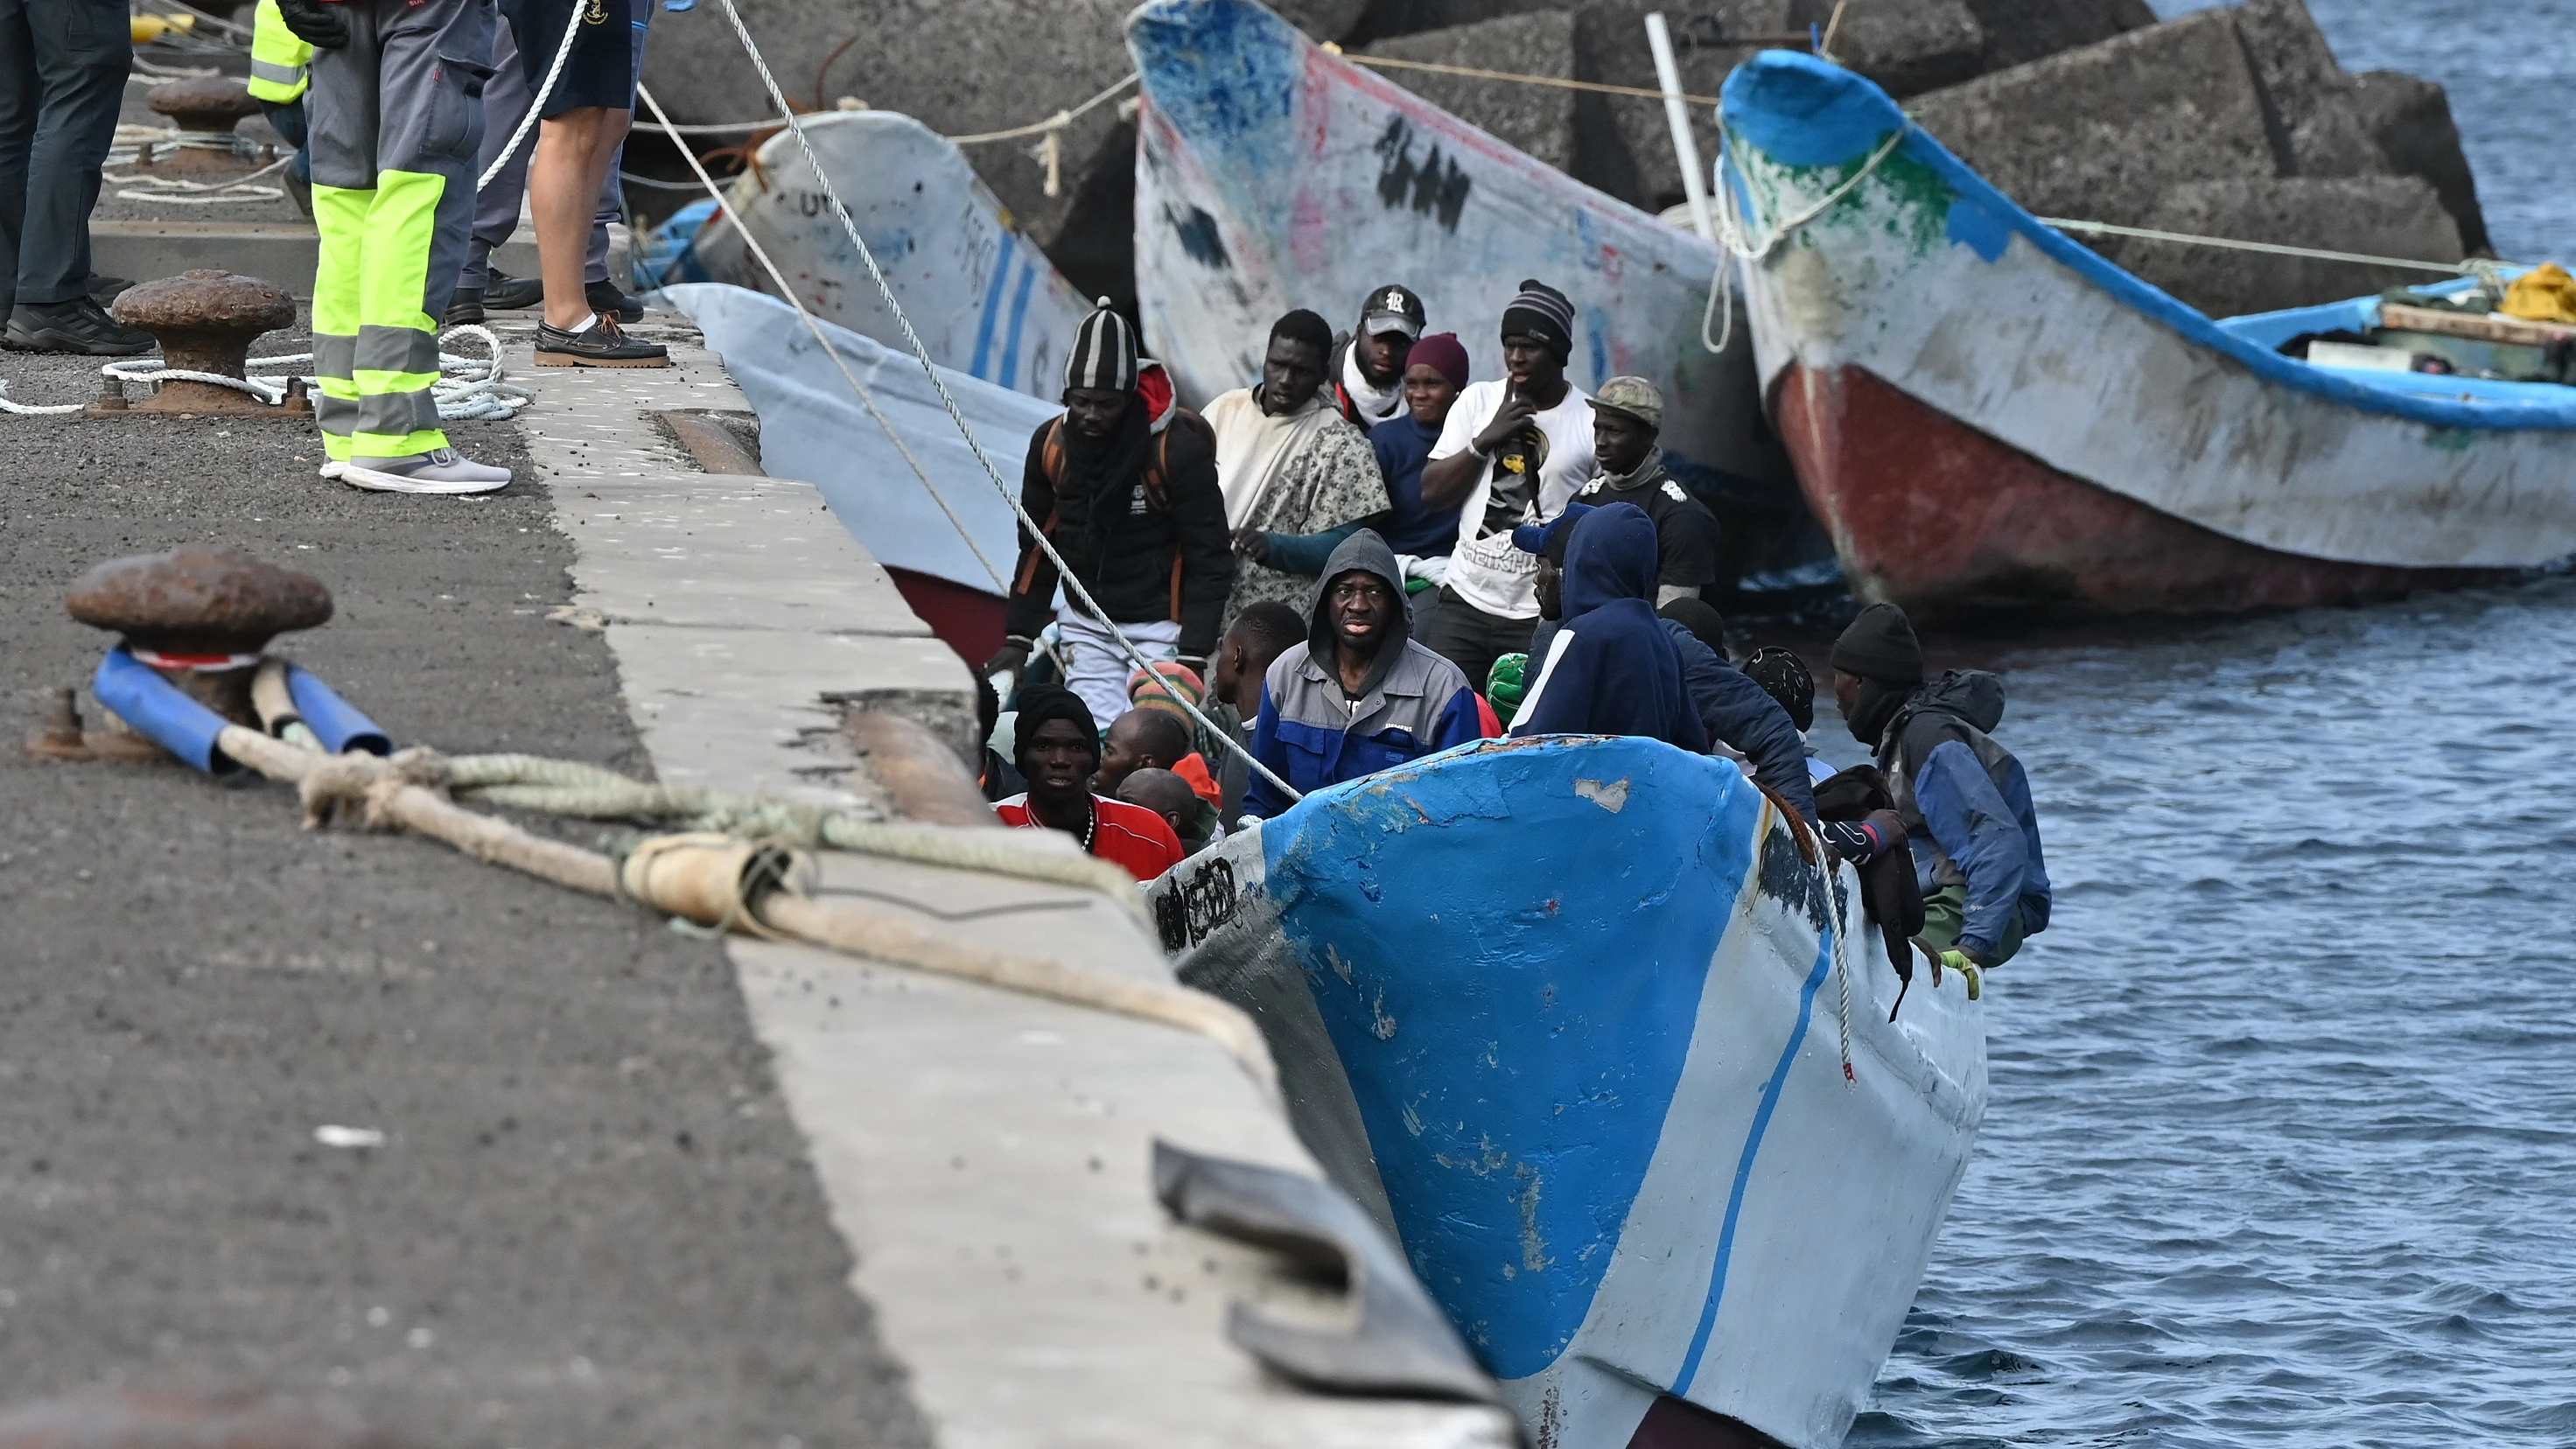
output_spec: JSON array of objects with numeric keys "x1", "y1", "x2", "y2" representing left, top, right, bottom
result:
[{"x1": 1839, "y1": 12, "x2": 2576, "y2": 1442}]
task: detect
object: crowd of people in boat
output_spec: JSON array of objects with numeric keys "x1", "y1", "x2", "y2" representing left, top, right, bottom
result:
[{"x1": 976, "y1": 287, "x2": 2050, "y2": 980}]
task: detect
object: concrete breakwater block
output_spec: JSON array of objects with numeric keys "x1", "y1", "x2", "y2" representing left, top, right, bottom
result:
[
  {"x1": 2101, "y1": 175, "x2": 2465, "y2": 318},
  {"x1": 1950, "y1": 0, "x2": 2155, "y2": 75},
  {"x1": 1361, "y1": 10, "x2": 1585, "y2": 172},
  {"x1": 1911, "y1": 9, "x2": 2279, "y2": 231},
  {"x1": 1574, "y1": 0, "x2": 1789, "y2": 208},
  {"x1": 2348, "y1": 68, "x2": 2489, "y2": 256},
  {"x1": 1911, "y1": 0, "x2": 2490, "y2": 314},
  {"x1": 1788, "y1": 0, "x2": 1990, "y2": 99}
]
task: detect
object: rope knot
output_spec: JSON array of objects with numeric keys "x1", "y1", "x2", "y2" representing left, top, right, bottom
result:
[{"x1": 298, "y1": 755, "x2": 391, "y2": 831}]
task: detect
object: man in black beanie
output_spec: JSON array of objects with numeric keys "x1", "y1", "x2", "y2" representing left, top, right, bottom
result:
[
  {"x1": 1830, "y1": 604, "x2": 2050, "y2": 993},
  {"x1": 1414, "y1": 278, "x2": 1600, "y2": 688},
  {"x1": 992, "y1": 684, "x2": 1186, "y2": 882},
  {"x1": 988, "y1": 300, "x2": 1232, "y2": 732}
]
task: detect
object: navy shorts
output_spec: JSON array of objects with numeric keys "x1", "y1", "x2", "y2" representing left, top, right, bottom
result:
[{"x1": 502, "y1": 0, "x2": 634, "y2": 118}]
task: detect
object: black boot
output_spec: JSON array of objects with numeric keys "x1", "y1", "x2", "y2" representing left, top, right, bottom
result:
[
  {"x1": 4, "y1": 298, "x2": 153, "y2": 356},
  {"x1": 584, "y1": 277, "x2": 645, "y2": 324},
  {"x1": 483, "y1": 270, "x2": 544, "y2": 310},
  {"x1": 445, "y1": 287, "x2": 486, "y2": 326}
]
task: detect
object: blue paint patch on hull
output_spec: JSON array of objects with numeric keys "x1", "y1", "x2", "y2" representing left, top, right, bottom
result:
[
  {"x1": 1258, "y1": 737, "x2": 1763, "y2": 1381},
  {"x1": 1130, "y1": 0, "x2": 1303, "y2": 184}
]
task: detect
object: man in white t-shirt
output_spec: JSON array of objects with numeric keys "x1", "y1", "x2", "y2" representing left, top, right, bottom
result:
[{"x1": 1413, "y1": 278, "x2": 1598, "y2": 691}]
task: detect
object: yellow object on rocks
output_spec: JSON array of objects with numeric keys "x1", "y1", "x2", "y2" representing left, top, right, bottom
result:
[{"x1": 2500, "y1": 262, "x2": 2576, "y2": 325}]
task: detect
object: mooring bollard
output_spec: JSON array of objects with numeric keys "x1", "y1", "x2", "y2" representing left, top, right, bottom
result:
[
  {"x1": 64, "y1": 546, "x2": 333, "y2": 728},
  {"x1": 142, "y1": 79, "x2": 262, "y2": 172},
  {"x1": 104, "y1": 270, "x2": 298, "y2": 418}
]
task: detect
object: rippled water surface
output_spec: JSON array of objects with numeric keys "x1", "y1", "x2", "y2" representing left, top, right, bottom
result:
[
  {"x1": 1817, "y1": 10, "x2": 2576, "y2": 1445},
  {"x1": 1824, "y1": 578, "x2": 2576, "y2": 1446}
]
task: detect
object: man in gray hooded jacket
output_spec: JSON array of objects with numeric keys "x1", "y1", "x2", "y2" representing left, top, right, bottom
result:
[{"x1": 1244, "y1": 529, "x2": 1488, "y2": 819}]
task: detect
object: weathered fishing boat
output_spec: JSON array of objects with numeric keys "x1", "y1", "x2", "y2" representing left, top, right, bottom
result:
[
  {"x1": 677, "y1": 109, "x2": 1095, "y2": 400},
  {"x1": 1125, "y1": 0, "x2": 1835, "y2": 596},
  {"x1": 1720, "y1": 51, "x2": 2576, "y2": 617},
  {"x1": 661, "y1": 282, "x2": 1037, "y2": 661},
  {"x1": 1149, "y1": 735, "x2": 1986, "y2": 1448}
]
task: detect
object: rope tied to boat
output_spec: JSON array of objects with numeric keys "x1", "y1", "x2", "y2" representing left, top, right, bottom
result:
[{"x1": 1701, "y1": 124, "x2": 1911, "y2": 354}]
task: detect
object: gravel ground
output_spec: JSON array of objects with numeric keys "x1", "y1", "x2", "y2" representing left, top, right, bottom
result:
[{"x1": 0, "y1": 388, "x2": 933, "y2": 1447}]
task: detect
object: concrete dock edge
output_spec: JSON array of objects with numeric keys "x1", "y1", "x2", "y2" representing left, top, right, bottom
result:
[{"x1": 514, "y1": 322, "x2": 1517, "y2": 1448}]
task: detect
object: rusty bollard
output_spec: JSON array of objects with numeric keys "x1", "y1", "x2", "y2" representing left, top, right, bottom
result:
[
  {"x1": 144, "y1": 78, "x2": 262, "y2": 171},
  {"x1": 65, "y1": 546, "x2": 333, "y2": 733},
  {"x1": 105, "y1": 270, "x2": 298, "y2": 418}
]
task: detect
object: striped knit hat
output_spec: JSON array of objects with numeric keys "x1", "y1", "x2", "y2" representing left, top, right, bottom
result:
[
  {"x1": 1065, "y1": 298, "x2": 1138, "y2": 394},
  {"x1": 1501, "y1": 278, "x2": 1575, "y2": 364},
  {"x1": 1126, "y1": 660, "x2": 1207, "y2": 723}
]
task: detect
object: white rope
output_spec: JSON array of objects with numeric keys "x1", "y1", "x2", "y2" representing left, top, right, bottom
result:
[
  {"x1": 1701, "y1": 124, "x2": 1908, "y2": 354},
  {"x1": 621, "y1": 73, "x2": 1140, "y2": 143},
  {"x1": 702, "y1": 0, "x2": 1304, "y2": 805},
  {"x1": 3, "y1": 326, "x2": 528, "y2": 421},
  {"x1": 635, "y1": 84, "x2": 1007, "y2": 590},
  {"x1": 944, "y1": 74, "x2": 1138, "y2": 145},
  {"x1": 2034, "y1": 216, "x2": 2528, "y2": 276},
  {"x1": 108, "y1": 153, "x2": 293, "y2": 205},
  {"x1": 477, "y1": 0, "x2": 587, "y2": 191}
]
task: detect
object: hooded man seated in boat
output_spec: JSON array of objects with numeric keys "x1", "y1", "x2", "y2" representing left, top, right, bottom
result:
[
  {"x1": 1831, "y1": 604, "x2": 2052, "y2": 989},
  {"x1": 1243, "y1": 530, "x2": 1487, "y2": 820}
]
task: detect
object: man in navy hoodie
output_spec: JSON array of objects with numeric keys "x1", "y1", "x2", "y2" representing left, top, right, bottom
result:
[{"x1": 1508, "y1": 503, "x2": 1706, "y2": 752}]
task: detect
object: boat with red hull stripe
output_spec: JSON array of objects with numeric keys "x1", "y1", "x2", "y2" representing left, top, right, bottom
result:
[{"x1": 1723, "y1": 52, "x2": 2576, "y2": 620}]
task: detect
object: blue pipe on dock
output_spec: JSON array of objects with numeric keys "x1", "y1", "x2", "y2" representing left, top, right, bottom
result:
[
  {"x1": 284, "y1": 665, "x2": 391, "y2": 756},
  {"x1": 92, "y1": 648, "x2": 234, "y2": 774}
]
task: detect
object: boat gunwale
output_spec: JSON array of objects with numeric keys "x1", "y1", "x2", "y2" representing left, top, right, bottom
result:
[{"x1": 1718, "y1": 51, "x2": 2576, "y2": 436}]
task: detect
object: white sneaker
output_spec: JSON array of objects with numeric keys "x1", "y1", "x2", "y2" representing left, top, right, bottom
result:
[{"x1": 336, "y1": 448, "x2": 512, "y2": 495}]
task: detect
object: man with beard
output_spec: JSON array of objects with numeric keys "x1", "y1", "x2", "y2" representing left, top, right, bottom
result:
[
  {"x1": 987, "y1": 302, "x2": 1233, "y2": 730},
  {"x1": 992, "y1": 684, "x2": 1186, "y2": 883},
  {"x1": 1830, "y1": 604, "x2": 2051, "y2": 991},
  {"x1": 1327, "y1": 284, "x2": 1425, "y2": 426},
  {"x1": 1243, "y1": 530, "x2": 1484, "y2": 819}
]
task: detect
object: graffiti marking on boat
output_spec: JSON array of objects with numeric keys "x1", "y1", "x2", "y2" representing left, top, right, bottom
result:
[
  {"x1": 1372, "y1": 117, "x2": 1470, "y2": 231},
  {"x1": 1152, "y1": 855, "x2": 1239, "y2": 951},
  {"x1": 1166, "y1": 204, "x2": 1229, "y2": 269}
]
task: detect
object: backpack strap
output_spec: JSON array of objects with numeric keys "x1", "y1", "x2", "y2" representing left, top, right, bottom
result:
[{"x1": 1015, "y1": 418, "x2": 1068, "y2": 598}]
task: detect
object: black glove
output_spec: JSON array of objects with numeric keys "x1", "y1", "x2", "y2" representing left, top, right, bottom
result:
[{"x1": 276, "y1": 0, "x2": 349, "y2": 49}]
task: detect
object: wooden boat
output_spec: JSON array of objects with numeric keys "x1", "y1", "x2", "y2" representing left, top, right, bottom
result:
[
  {"x1": 1720, "y1": 51, "x2": 2576, "y2": 617},
  {"x1": 1148, "y1": 735, "x2": 1986, "y2": 1449},
  {"x1": 680, "y1": 109, "x2": 1095, "y2": 401},
  {"x1": 1124, "y1": 0, "x2": 1835, "y2": 596}
]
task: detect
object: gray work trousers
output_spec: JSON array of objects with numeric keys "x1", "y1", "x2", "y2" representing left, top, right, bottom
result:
[
  {"x1": 460, "y1": 2, "x2": 647, "y2": 290},
  {"x1": 305, "y1": 0, "x2": 494, "y2": 457},
  {"x1": 0, "y1": 0, "x2": 130, "y2": 313}
]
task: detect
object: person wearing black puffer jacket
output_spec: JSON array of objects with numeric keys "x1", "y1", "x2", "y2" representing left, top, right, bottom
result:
[{"x1": 986, "y1": 303, "x2": 1235, "y2": 731}]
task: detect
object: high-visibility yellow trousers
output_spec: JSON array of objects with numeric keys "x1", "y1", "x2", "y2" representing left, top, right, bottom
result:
[{"x1": 304, "y1": 0, "x2": 493, "y2": 462}]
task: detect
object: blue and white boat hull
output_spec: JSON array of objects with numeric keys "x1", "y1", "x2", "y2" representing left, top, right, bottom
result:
[{"x1": 1151, "y1": 736, "x2": 1986, "y2": 1447}]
